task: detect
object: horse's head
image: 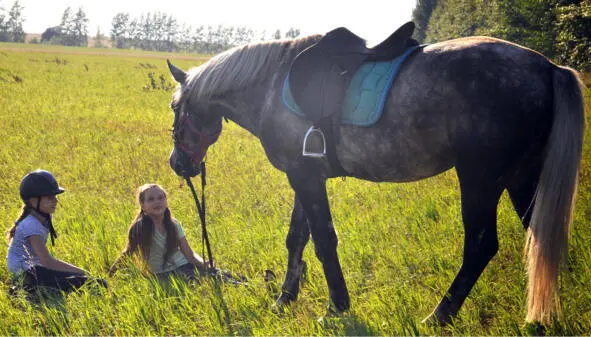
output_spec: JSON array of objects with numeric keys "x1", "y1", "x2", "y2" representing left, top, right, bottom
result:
[{"x1": 168, "y1": 60, "x2": 222, "y2": 177}]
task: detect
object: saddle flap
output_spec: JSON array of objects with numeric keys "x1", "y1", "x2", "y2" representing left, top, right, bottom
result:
[{"x1": 289, "y1": 52, "x2": 351, "y2": 122}]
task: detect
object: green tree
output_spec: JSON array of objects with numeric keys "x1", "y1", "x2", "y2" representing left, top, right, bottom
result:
[
  {"x1": 58, "y1": 6, "x2": 73, "y2": 45},
  {"x1": 110, "y1": 12, "x2": 129, "y2": 48},
  {"x1": 425, "y1": 0, "x2": 558, "y2": 57},
  {"x1": 555, "y1": 0, "x2": 591, "y2": 71},
  {"x1": 0, "y1": 1, "x2": 8, "y2": 41},
  {"x1": 140, "y1": 13, "x2": 153, "y2": 49},
  {"x1": 273, "y1": 29, "x2": 281, "y2": 39},
  {"x1": 233, "y1": 26, "x2": 255, "y2": 45},
  {"x1": 163, "y1": 14, "x2": 178, "y2": 52},
  {"x1": 191, "y1": 25, "x2": 206, "y2": 52},
  {"x1": 5, "y1": 0, "x2": 25, "y2": 42},
  {"x1": 127, "y1": 18, "x2": 139, "y2": 48},
  {"x1": 72, "y1": 7, "x2": 88, "y2": 46},
  {"x1": 412, "y1": 0, "x2": 438, "y2": 42},
  {"x1": 55, "y1": 6, "x2": 88, "y2": 46},
  {"x1": 284, "y1": 27, "x2": 300, "y2": 39},
  {"x1": 422, "y1": 0, "x2": 588, "y2": 71},
  {"x1": 426, "y1": 0, "x2": 501, "y2": 41},
  {"x1": 94, "y1": 26, "x2": 105, "y2": 48},
  {"x1": 176, "y1": 23, "x2": 193, "y2": 52},
  {"x1": 495, "y1": 0, "x2": 557, "y2": 57}
]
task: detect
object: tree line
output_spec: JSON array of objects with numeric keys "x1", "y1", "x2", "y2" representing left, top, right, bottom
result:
[
  {"x1": 412, "y1": 0, "x2": 590, "y2": 71},
  {"x1": 1, "y1": 0, "x2": 588, "y2": 72},
  {"x1": 44, "y1": 6, "x2": 89, "y2": 46},
  {"x1": 0, "y1": 0, "x2": 24, "y2": 42},
  {"x1": 109, "y1": 11, "x2": 300, "y2": 53},
  {"x1": 0, "y1": 0, "x2": 300, "y2": 52}
]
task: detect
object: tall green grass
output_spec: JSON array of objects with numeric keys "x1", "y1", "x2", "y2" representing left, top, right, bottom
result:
[{"x1": 0, "y1": 44, "x2": 589, "y2": 335}]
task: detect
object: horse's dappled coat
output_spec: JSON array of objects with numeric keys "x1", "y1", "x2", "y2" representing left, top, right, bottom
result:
[{"x1": 167, "y1": 33, "x2": 585, "y2": 325}]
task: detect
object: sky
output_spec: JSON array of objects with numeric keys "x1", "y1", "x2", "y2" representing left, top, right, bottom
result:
[{"x1": 12, "y1": 0, "x2": 417, "y2": 45}]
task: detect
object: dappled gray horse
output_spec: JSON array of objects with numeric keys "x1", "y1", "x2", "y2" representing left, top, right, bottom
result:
[{"x1": 167, "y1": 32, "x2": 585, "y2": 325}]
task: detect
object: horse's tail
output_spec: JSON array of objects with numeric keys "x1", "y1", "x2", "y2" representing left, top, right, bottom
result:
[{"x1": 525, "y1": 65, "x2": 585, "y2": 323}]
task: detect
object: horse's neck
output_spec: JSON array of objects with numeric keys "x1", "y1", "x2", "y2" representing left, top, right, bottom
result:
[
  {"x1": 216, "y1": 86, "x2": 268, "y2": 137},
  {"x1": 217, "y1": 36, "x2": 321, "y2": 137}
]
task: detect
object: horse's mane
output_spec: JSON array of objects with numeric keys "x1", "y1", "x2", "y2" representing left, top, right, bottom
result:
[{"x1": 173, "y1": 35, "x2": 320, "y2": 104}]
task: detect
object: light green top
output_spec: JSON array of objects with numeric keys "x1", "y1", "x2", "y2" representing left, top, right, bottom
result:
[{"x1": 147, "y1": 221, "x2": 189, "y2": 274}]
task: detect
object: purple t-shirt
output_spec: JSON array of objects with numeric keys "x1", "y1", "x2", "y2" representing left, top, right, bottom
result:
[{"x1": 6, "y1": 214, "x2": 49, "y2": 275}]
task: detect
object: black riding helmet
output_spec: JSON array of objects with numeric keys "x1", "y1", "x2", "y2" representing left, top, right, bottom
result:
[{"x1": 19, "y1": 170, "x2": 65, "y2": 201}]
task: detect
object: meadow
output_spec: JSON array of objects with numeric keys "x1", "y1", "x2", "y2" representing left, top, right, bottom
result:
[{"x1": 0, "y1": 42, "x2": 589, "y2": 336}]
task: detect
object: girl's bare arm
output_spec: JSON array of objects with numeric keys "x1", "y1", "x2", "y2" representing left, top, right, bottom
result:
[
  {"x1": 28, "y1": 235, "x2": 87, "y2": 274},
  {"x1": 178, "y1": 236, "x2": 207, "y2": 269}
]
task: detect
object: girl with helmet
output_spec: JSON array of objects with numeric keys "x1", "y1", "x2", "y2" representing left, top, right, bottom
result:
[
  {"x1": 5, "y1": 169, "x2": 107, "y2": 296},
  {"x1": 109, "y1": 183, "x2": 210, "y2": 282}
]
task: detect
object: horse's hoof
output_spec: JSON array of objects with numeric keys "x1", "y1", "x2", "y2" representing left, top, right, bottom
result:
[
  {"x1": 270, "y1": 300, "x2": 290, "y2": 315},
  {"x1": 270, "y1": 302, "x2": 285, "y2": 315},
  {"x1": 271, "y1": 292, "x2": 295, "y2": 314},
  {"x1": 328, "y1": 303, "x2": 347, "y2": 315},
  {"x1": 523, "y1": 321, "x2": 545, "y2": 336},
  {"x1": 317, "y1": 306, "x2": 346, "y2": 325}
]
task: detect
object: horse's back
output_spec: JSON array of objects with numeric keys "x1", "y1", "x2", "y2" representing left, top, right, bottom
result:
[
  {"x1": 418, "y1": 36, "x2": 555, "y2": 161},
  {"x1": 339, "y1": 36, "x2": 555, "y2": 182}
]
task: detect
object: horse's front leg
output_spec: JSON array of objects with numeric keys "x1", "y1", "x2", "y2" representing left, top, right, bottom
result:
[
  {"x1": 274, "y1": 196, "x2": 310, "y2": 309},
  {"x1": 286, "y1": 167, "x2": 350, "y2": 312}
]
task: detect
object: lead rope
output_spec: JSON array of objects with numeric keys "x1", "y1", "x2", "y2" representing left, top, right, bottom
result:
[{"x1": 184, "y1": 161, "x2": 215, "y2": 270}]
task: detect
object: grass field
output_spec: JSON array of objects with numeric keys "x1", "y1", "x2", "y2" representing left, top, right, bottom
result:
[{"x1": 0, "y1": 42, "x2": 590, "y2": 336}]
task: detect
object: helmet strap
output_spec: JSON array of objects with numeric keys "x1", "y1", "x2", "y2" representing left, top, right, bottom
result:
[{"x1": 33, "y1": 197, "x2": 58, "y2": 246}]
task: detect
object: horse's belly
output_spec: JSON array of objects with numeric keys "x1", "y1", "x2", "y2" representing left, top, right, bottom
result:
[
  {"x1": 338, "y1": 128, "x2": 455, "y2": 182},
  {"x1": 344, "y1": 154, "x2": 453, "y2": 182}
]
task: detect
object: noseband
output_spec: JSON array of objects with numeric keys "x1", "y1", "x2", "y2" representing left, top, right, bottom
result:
[{"x1": 173, "y1": 114, "x2": 222, "y2": 168}]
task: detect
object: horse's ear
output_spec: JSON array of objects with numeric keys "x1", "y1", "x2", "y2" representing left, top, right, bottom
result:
[{"x1": 167, "y1": 59, "x2": 186, "y2": 84}]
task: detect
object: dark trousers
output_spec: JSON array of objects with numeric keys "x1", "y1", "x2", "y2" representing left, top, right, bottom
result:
[
  {"x1": 22, "y1": 266, "x2": 89, "y2": 294},
  {"x1": 157, "y1": 263, "x2": 204, "y2": 283},
  {"x1": 156, "y1": 263, "x2": 247, "y2": 286}
]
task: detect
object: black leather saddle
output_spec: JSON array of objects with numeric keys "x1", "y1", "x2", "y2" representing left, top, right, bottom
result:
[
  {"x1": 288, "y1": 21, "x2": 418, "y2": 124},
  {"x1": 286, "y1": 22, "x2": 418, "y2": 174}
]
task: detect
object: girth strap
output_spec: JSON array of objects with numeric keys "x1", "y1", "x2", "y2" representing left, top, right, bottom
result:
[{"x1": 318, "y1": 116, "x2": 347, "y2": 177}]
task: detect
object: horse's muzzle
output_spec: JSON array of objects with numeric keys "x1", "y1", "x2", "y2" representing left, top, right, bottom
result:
[{"x1": 169, "y1": 148, "x2": 200, "y2": 177}]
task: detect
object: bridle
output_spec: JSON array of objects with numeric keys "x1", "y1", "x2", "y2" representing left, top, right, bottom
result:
[
  {"x1": 172, "y1": 111, "x2": 222, "y2": 168},
  {"x1": 171, "y1": 105, "x2": 222, "y2": 271}
]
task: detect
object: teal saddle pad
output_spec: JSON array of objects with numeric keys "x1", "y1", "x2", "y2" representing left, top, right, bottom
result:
[{"x1": 282, "y1": 45, "x2": 420, "y2": 126}]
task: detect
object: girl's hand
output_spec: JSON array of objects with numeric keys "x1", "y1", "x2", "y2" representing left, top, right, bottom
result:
[{"x1": 204, "y1": 259, "x2": 216, "y2": 270}]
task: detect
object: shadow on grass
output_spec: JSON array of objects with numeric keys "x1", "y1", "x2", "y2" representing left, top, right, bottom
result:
[
  {"x1": 318, "y1": 312, "x2": 378, "y2": 336},
  {"x1": 8, "y1": 287, "x2": 70, "y2": 335},
  {"x1": 211, "y1": 279, "x2": 237, "y2": 335},
  {"x1": 155, "y1": 274, "x2": 242, "y2": 335}
]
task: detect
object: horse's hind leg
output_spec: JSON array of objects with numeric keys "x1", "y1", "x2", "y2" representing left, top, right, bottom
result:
[
  {"x1": 507, "y1": 164, "x2": 541, "y2": 229},
  {"x1": 274, "y1": 196, "x2": 310, "y2": 310},
  {"x1": 424, "y1": 176, "x2": 503, "y2": 325}
]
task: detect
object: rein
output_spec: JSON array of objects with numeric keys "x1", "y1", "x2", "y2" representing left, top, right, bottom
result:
[
  {"x1": 172, "y1": 109, "x2": 221, "y2": 272},
  {"x1": 184, "y1": 162, "x2": 215, "y2": 270}
]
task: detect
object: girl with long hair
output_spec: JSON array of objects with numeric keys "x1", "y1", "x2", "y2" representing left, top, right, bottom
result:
[{"x1": 109, "y1": 184, "x2": 208, "y2": 281}]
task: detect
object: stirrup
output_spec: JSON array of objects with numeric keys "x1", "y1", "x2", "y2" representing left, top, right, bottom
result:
[{"x1": 302, "y1": 126, "x2": 326, "y2": 157}]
